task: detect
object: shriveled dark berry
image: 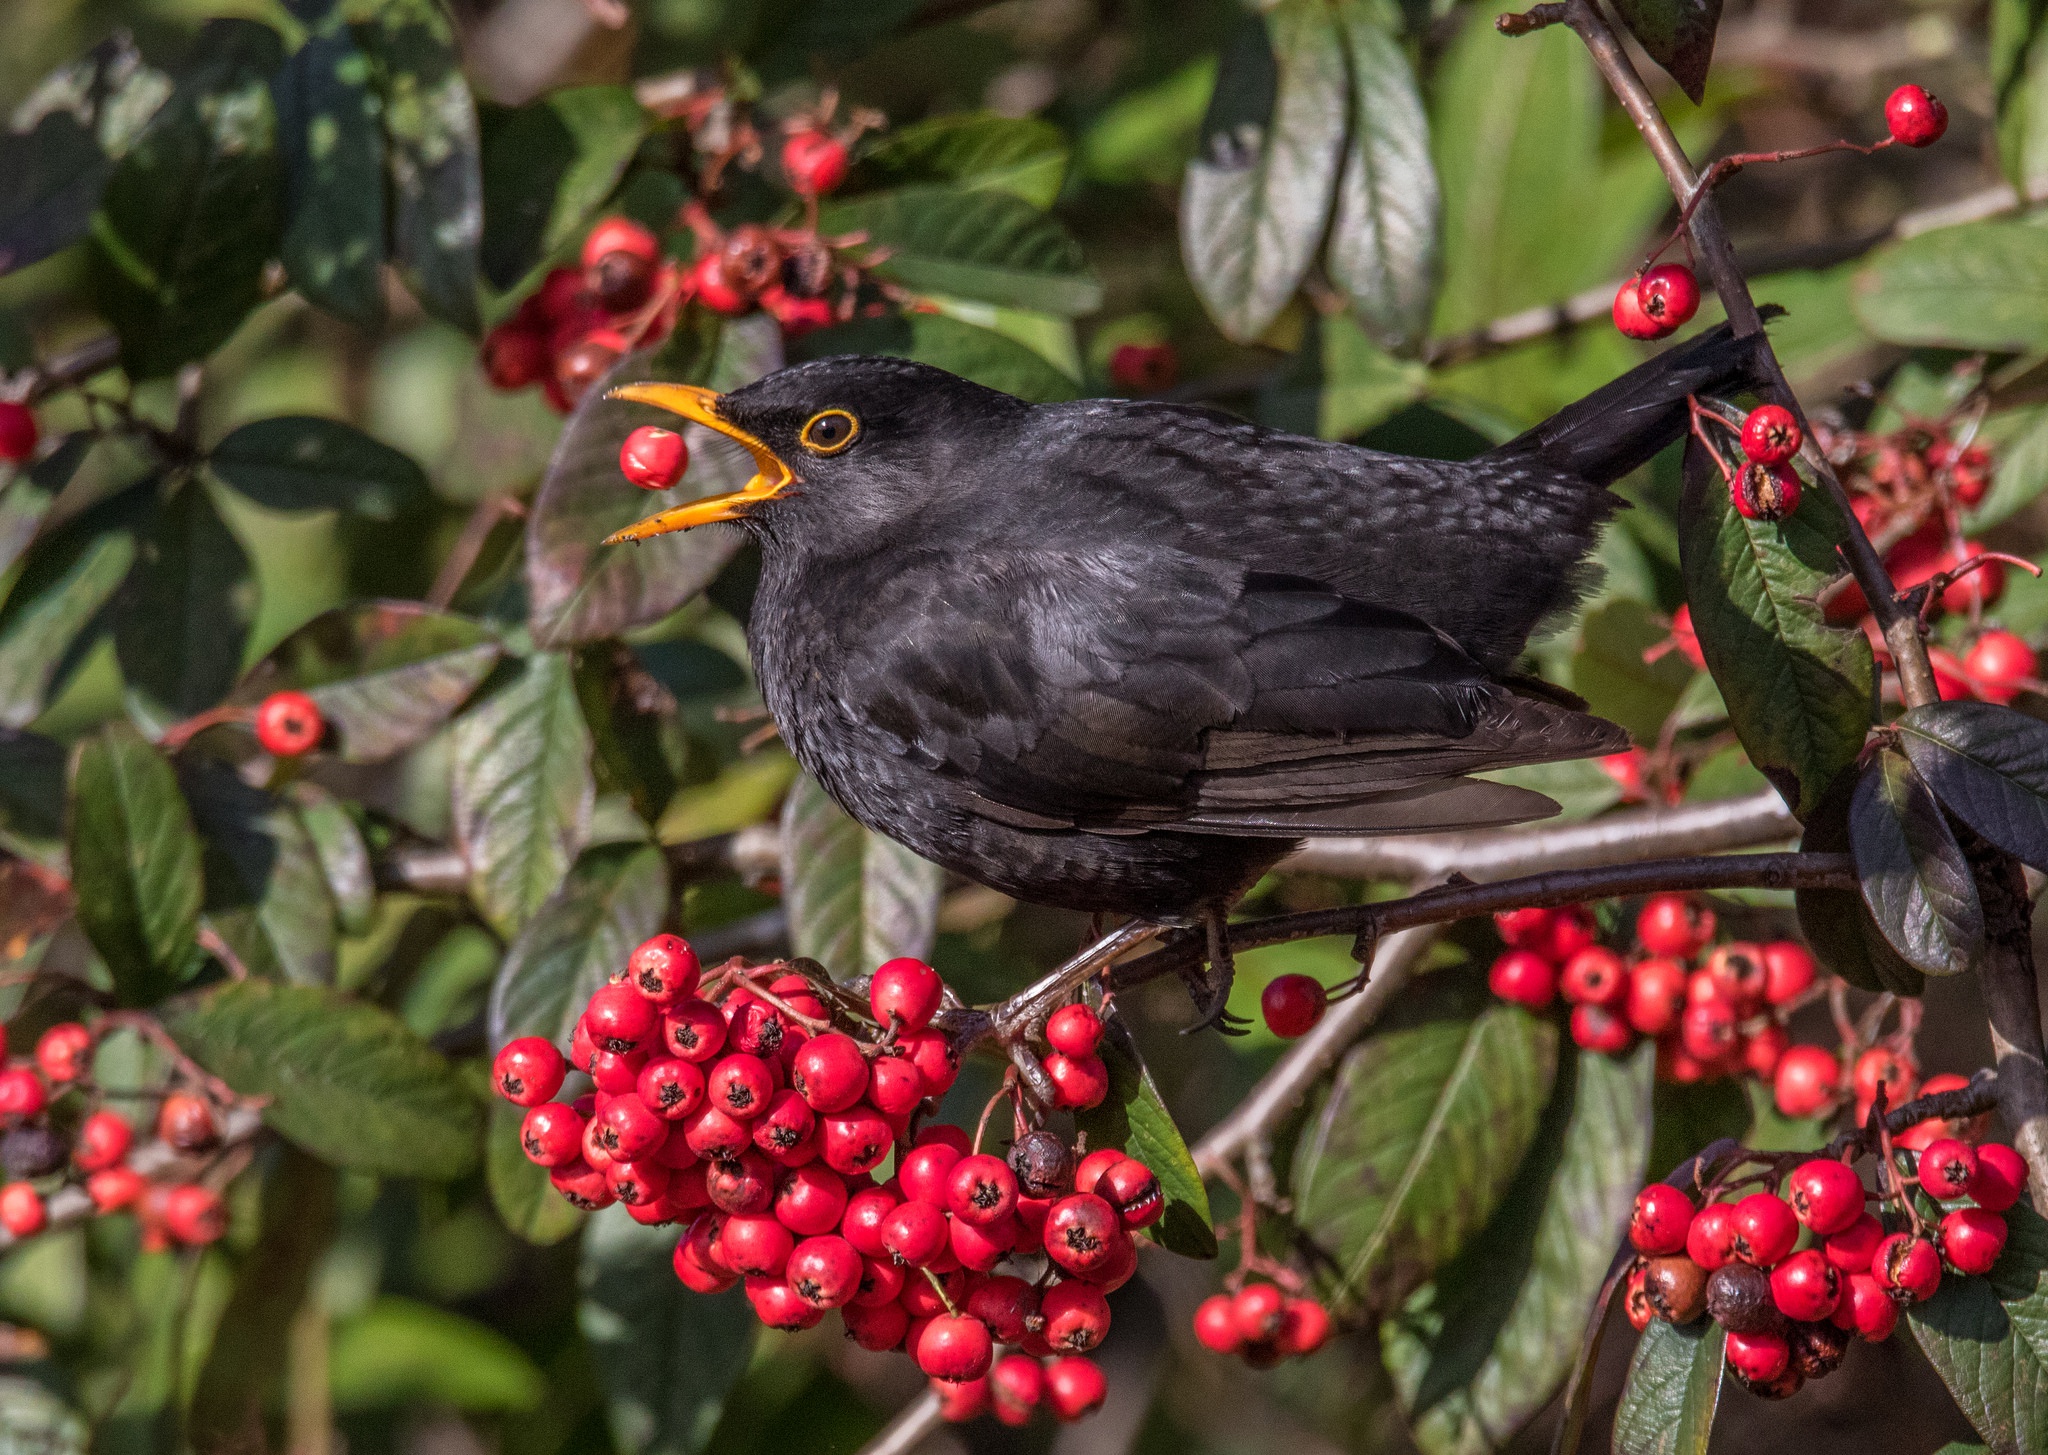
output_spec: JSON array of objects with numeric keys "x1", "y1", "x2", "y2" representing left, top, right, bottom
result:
[
  {"x1": 1705, "y1": 1261, "x2": 1778, "y2": 1333},
  {"x1": 1790, "y1": 1318, "x2": 1850, "y2": 1381},
  {"x1": 0, "y1": 1125, "x2": 68, "y2": 1179},
  {"x1": 1008, "y1": 1130, "x2": 1074, "y2": 1199}
]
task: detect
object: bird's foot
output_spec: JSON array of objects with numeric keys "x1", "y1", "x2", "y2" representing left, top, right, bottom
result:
[
  {"x1": 1181, "y1": 906, "x2": 1250, "y2": 1036},
  {"x1": 983, "y1": 920, "x2": 1168, "y2": 1097}
]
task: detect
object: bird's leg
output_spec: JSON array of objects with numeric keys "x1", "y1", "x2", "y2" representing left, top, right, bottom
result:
[
  {"x1": 1182, "y1": 904, "x2": 1251, "y2": 1036},
  {"x1": 982, "y1": 920, "x2": 1167, "y2": 1100}
]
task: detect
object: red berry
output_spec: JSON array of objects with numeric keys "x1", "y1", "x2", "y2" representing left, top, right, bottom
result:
[
  {"x1": 900, "y1": 1142, "x2": 965, "y2": 1205},
  {"x1": 781, "y1": 130, "x2": 851, "y2": 196},
  {"x1": 1966, "y1": 631, "x2": 2038, "y2": 704},
  {"x1": 864, "y1": 1055, "x2": 922, "y2": 1118},
  {"x1": 586, "y1": 983, "x2": 658, "y2": 1053},
  {"x1": 1919, "y1": 1138, "x2": 1980, "y2": 1200},
  {"x1": 1703, "y1": 943, "x2": 1768, "y2": 1012},
  {"x1": 1853, "y1": 1047, "x2": 1918, "y2": 1108},
  {"x1": 637, "y1": 1058, "x2": 707, "y2": 1121},
  {"x1": 1640, "y1": 264, "x2": 1701, "y2": 329},
  {"x1": 1770, "y1": 1248, "x2": 1841, "y2": 1321},
  {"x1": 0, "y1": 1183, "x2": 45, "y2": 1237},
  {"x1": 157, "y1": 1091, "x2": 215, "y2": 1150},
  {"x1": 773, "y1": 1163, "x2": 848, "y2": 1236},
  {"x1": 1277, "y1": 1298, "x2": 1332, "y2": 1357},
  {"x1": 747, "y1": 1273, "x2": 823, "y2": 1330},
  {"x1": 1678, "y1": 1000, "x2": 1738, "y2": 1063},
  {"x1": 550, "y1": 1159, "x2": 613, "y2": 1211},
  {"x1": 628, "y1": 935, "x2": 699, "y2": 1003},
  {"x1": 1613, "y1": 277, "x2": 1667, "y2": 340},
  {"x1": 1108, "y1": 342, "x2": 1179, "y2": 394},
  {"x1": 620, "y1": 426, "x2": 689, "y2": 490},
  {"x1": 752, "y1": 1088, "x2": 815, "y2": 1163},
  {"x1": 1630, "y1": 1184, "x2": 1697, "y2": 1256},
  {"x1": 1886, "y1": 84, "x2": 1949, "y2": 147},
  {"x1": 1194, "y1": 1293, "x2": 1242, "y2": 1353},
  {"x1": 818, "y1": 1107, "x2": 892, "y2": 1176},
  {"x1": 707, "y1": 1053, "x2": 774, "y2": 1120},
  {"x1": 903, "y1": 1029, "x2": 960, "y2": 1098},
  {"x1": 966, "y1": 1276, "x2": 1039, "y2": 1344},
  {"x1": 1099, "y1": 1157, "x2": 1163, "y2": 1231},
  {"x1": 1570, "y1": 1003, "x2": 1633, "y2": 1055},
  {"x1": 1773, "y1": 1044, "x2": 1840, "y2": 1119},
  {"x1": 1636, "y1": 895, "x2": 1714, "y2": 958},
  {"x1": 1044, "y1": 1193, "x2": 1122, "y2": 1277},
  {"x1": 791, "y1": 1033, "x2": 868, "y2": 1114},
  {"x1": 1761, "y1": 941, "x2": 1816, "y2": 1005},
  {"x1": 0, "y1": 403, "x2": 39, "y2": 464},
  {"x1": 1624, "y1": 957, "x2": 1688, "y2": 1036},
  {"x1": 1685, "y1": 1201, "x2": 1740, "y2": 1270},
  {"x1": 1837, "y1": 1271, "x2": 1899, "y2": 1341},
  {"x1": 1488, "y1": 950, "x2": 1555, "y2": 1009},
  {"x1": 1824, "y1": 1212, "x2": 1886, "y2": 1274},
  {"x1": 582, "y1": 217, "x2": 659, "y2": 271},
  {"x1": 1970, "y1": 1143, "x2": 2029, "y2": 1212},
  {"x1": 34, "y1": 1023, "x2": 92, "y2": 1083},
  {"x1": 1046, "y1": 1003, "x2": 1104, "y2": 1057},
  {"x1": 1725, "y1": 1328, "x2": 1790, "y2": 1384},
  {"x1": 948, "y1": 1154, "x2": 1020, "y2": 1227},
  {"x1": 1047, "y1": 1052, "x2": 1110, "y2": 1109},
  {"x1": 1494, "y1": 907, "x2": 1555, "y2": 948},
  {"x1": 933, "y1": 1375, "x2": 989, "y2": 1422},
  {"x1": 952, "y1": 1212, "x2": 1020, "y2": 1272},
  {"x1": 75, "y1": 1110, "x2": 133, "y2": 1173},
  {"x1": 869, "y1": 958, "x2": 943, "y2": 1031},
  {"x1": 1042, "y1": 1279, "x2": 1112, "y2": 1352},
  {"x1": 1733, "y1": 460, "x2": 1801, "y2": 521},
  {"x1": 880, "y1": 1200, "x2": 950, "y2": 1267},
  {"x1": 681, "y1": 1104, "x2": 750, "y2": 1162},
  {"x1": 1261, "y1": 975, "x2": 1327, "y2": 1037},
  {"x1": 722, "y1": 1213, "x2": 795, "y2": 1277},
  {"x1": 662, "y1": 999, "x2": 727, "y2": 1063},
  {"x1": 1044, "y1": 1355, "x2": 1106, "y2": 1422},
  {"x1": 254, "y1": 690, "x2": 324, "y2": 756},
  {"x1": 918, "y1": 1314, "x2": 994, "y2": 1383},
  {"x1": 1233, "y1": 1281, "x2": 1287, "y2": 1343},
  {"x1": 587, "y1": 1046, "x2": 646, "y2": 1095},
  {"x1": 843, "y1": 1298, "x2": 909, "y2": 1351},
  {"x1": 840, "y1": 1186, "x2": 899, "y2": 1259},
  {"x1": 493, "y1": 1036, "x2": 567, "y2": 1106},
  {"x1": 482, "y1": 323, "x2": 548, "y2": 390},
  {"x1": 1941, "y1": 1206, "x2": 2009, "y2": 1276},
  {"x1": 1743, "y1": 1025, "x2": 1788, "y2": 1081},
  {"x1": 520, "y1": 1104, "x2": 583, "y2": 1166},
  {"x1": 1739, "y1": 405, "x2": 1802, "y2": 466},
  {"x1": 1541, "y1": 906, "x2": 1598, "y2": 962},
  {"x1": 1732, "y1": 1193, "x2": 1799, "y2": 1267},
  {"x1": 1788, "y1": 1159, "x2": 1865, "y2": 1236},
  {"x1": 1874, "y1": 1232, "x2": 1942, "y2": 1303},
  {"x1": 988, "y1": 1353, "x2": 1043, "y2": 1426},
  {"x1": 1561, "y1": 946, "x2": 1628, "y2": 1007},
  {"x1": 786, "y1": 1233, "x2": 862, "y2": 1309},
  {"x1": 87, "y1": 1166, "x2": 145, "y2": 1213},
  {"x1": 606, "y1": 1157, "x2": 671, "y2": 1208}
]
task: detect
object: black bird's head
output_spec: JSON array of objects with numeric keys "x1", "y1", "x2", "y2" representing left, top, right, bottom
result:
[{"x1": 602, "y1": 356, "x2": 1025, "y2": 550}]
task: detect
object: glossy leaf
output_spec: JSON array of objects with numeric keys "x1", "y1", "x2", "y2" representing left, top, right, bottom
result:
[
  {"x1": 1897, "y1": 700, "x2": 2048, "y2": 871},
  {"x1": 580, "y1": 1207, "x2": 757, "y2": 1455},
  {"x1": 113, "y1": 480, "x2": 257, "y2": 730},
  {"x1": 479, "y1": 86, "x2": 649, "y2": 292},
  {"x1": 274, "y1": 24, "x2": 385, "y2": 327},
  {"x1": 67, "y1": 722, "x2": 203, "y2": 1005},
  {"x1": 450, "y1": 651, "x2": 595, "y2": 937},
  {"x1": 1325, "y1": 2, "x2": 1438, "y2": 350},
  {"x1": 1180, "y1": 5, "x2": 1346, "y2": 343},
  {"x1": 1608, "y1": 0, "x2": 1723, "y2": 102},
  {"x1": 779, "y1": 772, "x2": 941, "y2": 979},
  {"x1": 1850, "y1": 748, "x2": 1983, "y2": 976},
  {"x1": 789, "y1": 312, "x2": 1078, "y2": 403},
  {"x1": 1383, "y1": 1043, "x2": 1653, "y2": 1455},
  {"x1": 1073, "y1": 1010, "x2": 1217, "y2": 1259},
  {"x1": 89, "y1": 20, "x2": 286, "y2": 379},
  {"x1": 1678, "y1": 429, "x2": 1876, "y2": 818},
  {"x1": 1611, "y1": 1318, "x2": 1726, "y2": 1455},
  {"x1": 819, "y1": 186, "x2": 1102, "y2": 316},
  {"x1": 235, "y1": 601, "x2": 501, "y2": 763},
  {"x1": 1292, "y1": 968, "x2": 1559, "y2": 1314},
  {"x1": 178, "y1": 757, "x2": 338, "y2": 985},
  {"x1": 210, "y1": 416, "x2": 429, "y2": 521},
  {"x1": 850, "y1": 112, "x2": 1070, "y2": 209},
  {"x1": 486, "y1": 842, "x2": 667, "y2": 1049},
  {"x1": 488, "y1": 1100, "x2": 583, "y2": 1245},
  {"x1": 163, "y1": 979, "x2": 482, "y2": 1176},
  {"x1": 291, "y1": 782, "x2": 376, "y2": 935},
  {"x1": 1910, "y1": 1200, "x2": 2048, "y2": 1455},
  {"x1": 1855, "y1": 219, "x2": 2048, "y2": 355},
  {"x1": 1795, "y1": 767, "x2": 1927, "y2": 997}
]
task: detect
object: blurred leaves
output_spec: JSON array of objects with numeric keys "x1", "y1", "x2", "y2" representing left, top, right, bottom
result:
[
  {"x1": 852, "y1": 112, "x2": 1070, "y2": 209},
  {"x1": 480, "y1": 86, "x2": 648, "y2": 293},
  {"x1": 274, "y1": 20, "x2": 385, "y2": 326},
  {"x1": 791, "y1": 312, "x2": 1078, "y2": 402},
  {"x1": 1856, "y1": 219, "x2": 2048, "y2": 353},
  {"x1": 1910, "y1": 1200, "x2": 2048, "y2": 1455},
  {"x1": 488, "y1": 1100, "x2": 584, "y2": 1245},
  {"x1": 67, "y1": 722, "x2": 202, "y2": 1005},
  {"x1": 487, "y1": 841, "x2": 667, "y2": 1048},
  {"x1": 330, "y1": 1297, "x2": 543, "y2": 1411},
  {"x1": 779, "y1": 772, "x2": 941, "y2": 978},
  {"x1": 210, "y1": 415, "x2": 431, "y2": 521},
  {"x1": 1612, "y1": 1318, "x2": 1726, "y2": 1455},
  {"x1": 1608, "y1": 0, "x2": 1724, "y2": 102},
  {"x1": 1073, "y1": 1009, "x2": 1217, "y2": 1259},
  {"x1": 1571, "y1": 599, "x2": 1695, "y2": 744}
]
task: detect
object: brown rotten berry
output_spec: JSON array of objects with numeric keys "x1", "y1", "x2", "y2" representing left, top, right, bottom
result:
[
  {"x1": 1733, "y1": 461, "x2": 1801, "y2": 522},
  {"x1": 158, "y1": 1092, "x2": 219, "y2": 1153},
  {"x1": 1705, "y1": 1261, "x2": 1779, "y2": 1333},
  {"x1": 1642, "y1": 1254, "x2": 1708, "y2": 1324},
  {"x1": 720, "y1": 226, "x2": 784, "y2": 297},
  {"x1": 1791, "y1": 1318, "x2": 1851, "y2": 1381},
  {"x1": 1008, "y1": 1129, "x2": 1074, "y2": 1199}
]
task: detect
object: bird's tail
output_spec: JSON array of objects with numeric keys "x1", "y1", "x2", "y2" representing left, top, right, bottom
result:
[{"x1": 1483, "y1": 323, "x2": 1773, "y2": 486}]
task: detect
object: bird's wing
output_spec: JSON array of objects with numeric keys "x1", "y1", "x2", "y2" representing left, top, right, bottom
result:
[{"x1": 832, "y1": 549, "x2": 1625, "y2": 838}]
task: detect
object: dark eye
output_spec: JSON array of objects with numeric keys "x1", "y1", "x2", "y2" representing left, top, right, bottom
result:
[{"x1": 800, "y1": 409, "x2": 860, "y2": 455}]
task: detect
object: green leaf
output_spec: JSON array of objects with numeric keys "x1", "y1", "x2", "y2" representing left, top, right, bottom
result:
[
  {"x1": 450, "y1": 652, "x2": 595, "y2": 937},
  {"x1": 113, "y1": 480, "x2": 257, "y2": 730},
  {"x1": 0, "y1": 729, "x2": 66, "y2": 856},
  {"x1": 1180, "y1": 5, "x2": 1346, "y2": 343},
  {"x1": 1795, "y1": 767, "x2": 1927, "y2": 997},
  {"x1": 1383, "y1": 1043, "x2": 1653, "y2": 1455},
  {"x1": 331, "y1": 1297, "x2": 542, "y2": 1411},
  {"x1": 1073, "y1": 1010, "x2": 1217, "y2": 1259},
  {"x1": 0, "y1": 493, "x2": 140, "y2": 728},
  {"x1": 179, "y1": 757, "x2": 337, "y2": 984},
  {"x1": 580, "y1": 1207, "x2": 757, "y2": 1455},
  {"x1": 1607, "y1": 0, "x2": 1723, "y2": 102},
  {"x1": 1260, "y1": 311, "x2": 1427, "y2": 440},
  {"x1": 0, "y1": 1379, "x2": 87, "y2": 1455},
  {"x1": 1611, "y1": 1318, "x2": 1726, "y2": 1455},
  {"x1": 290, "y1": 782, "x2": 375, "y2": 935},
  {"x1": 1678, "y1": 428, "x2": 1875, "y2": 818},
  {"x1": 210, "y1": 416, "x2": 429, "y2": 521},
  {"x1": 486, "y1": 842, "x2": 667, "y2": 1048},
  {"x1": 480, "y1": 86, "x2": 648, "y2": 292},
  {"x1": 789, "y1": 312, "x2": 1078, "y2": 403},
  {"x1": 1850, "y1": 748, "x2": 1984, "y2": 977},
  {"x1": 1910, "y1": 1200, "x2": 2048, "y2": 1455},
  {"x1": 524, "y1": 320, "x2": 768, "y2": 648},
  {"x1": 162, "y1": 979, "x2": 483, "y2": 1176},
  {"x1": 89, "y1": 20, "x2": 285, "y2": 379},
  {"x1": 818, "y1": 185, "x2": 1101, "y2": 316},
  {"x1": 851, "y1": 112, "x2": 1070, "y2": 209},
  {"x1": 1855, "y1": 219, "x2": 2048, "y2": 354},
  {"x1": 1080, "y1": 58, "x2": 1217, "y2": 187},
  {"x1": 574, "y1": 645, "x2": 686, "y2": 825},
  {"x1": 488, "y1": 1100, "x2": 583, "y2": 1245},
  {"x1": 1992, "y1": 0, "x2": 2048, "y2": 198},
  {"x1": 67, "y1": 722, "x2": 203, "y2": 1005},
  {"x1": 1896, "y1": 700, "x2": 2048, "y2": 871},
  {"x1": 0, "y1": 435, "x2": 91, "y2": 594},
  {"x1": 235, "y1": 600, "x2": 501, "y2": 762},
  {"x1": 779, "y1": 772, "x2": 941, "y2": 978},
  {"x1": 1292, "y1": 968, "x2": 1559, "y2": 1314},
  {"x1": 356, "y1": 0, "x2": 482, "y2": 333},
  {"x1": 1325, "y1": 3, "x2": 1438, "y2": 351},
  {"x1": 274, "y1": 24, "x2": 385, "y2": 327},
  {"x1": 1570, "y1": 598, "x2": 1696, "y2": 744}
]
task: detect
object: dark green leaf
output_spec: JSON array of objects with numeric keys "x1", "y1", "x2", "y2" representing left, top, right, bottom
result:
[
  {"x1": 163, "y1": 979, "x2": 483, "y2": 1176},
  {"x1": 789, "y1": 312, "x2": 1078, "y2": 403},
  {"x1": 355, "y1": 0, "x2": 482, "y2": 333},
  {"x1": 1325, "y1": 2, "x2": 1437, "y2": 350},
  {"x1": 67, "y1": 722, "x2": 203, "y2": 1005},
  {"x1": 1795, "y1": 767, "x2": 1927, "y2": 997},
  {"x1": 0, "y1": 434, "x2": 92, "y2": 591},
  {"x1": 0, "y1": 483, "x2": 146, "y2": 728},
  {"x1": 487, "y1": 842, "x2": 667, "y2": 1049},
  {"x1": 290, "y1": 783, "x2": 375, "y2": 936},
  {"x1": 1611, "y1": 1319, "x2": 1726, "y2": 1455},
  {"x1": 330, "y1": 1298, "x2": 542, "y2": 1410},
  {"x1": 1571, "y1": 598, "x2": 1696, "y2": 744},
  {"x1": 0, "y1": 729, "x2": 65, "y2": 855},
  {"x1": 1678, "y1": 427, "x2": 1876, "y2": 818},
  {"x1": 178, "y1": 756, "x2": 337, "y2": 984},
  {"x1": 450, "y1": 652, "x2": 595, "y2": 937},
  {"x1": 234, "y1": 600, "x2": 501, "y2": 762},
  {"x1": 210, "y1": 416, "x2": 429, "y2": 521},
  {"x1": 274, "y1": 25, "x2": 385, "y2": 327},
  {"x1": 1607, "y1": 0, "x2": 1723, "y2": 102},
  {"x1": 89, "y1": 20, "x2": 286, "y2": 379},
  {"x1": 1855, "y1": 219, "x2": 2048, "y2": 354},
  {"x1": 1292, "y1": 968, "x2": 1559, "y2": 1314},
  {"x1": 114, "y1": 480, "x2": 257, "y2": 730},
  {"x1": 779, "y1": 772, "x2": 941, "y2": 978},
  {"x1": 479, "y1": 87, "x2": 648, "y2": 292},
  {"x1": 1073, "y1": 1009, "x2": 1217, "y2": 1259},
  {"x1": 818, "y1": 186, "x2": 1101, "y2": 316},
  {"x1": 1383, "y1": 1043, "x2": 1653, "y2": 1455},
  {"x1": 580, "y1": 1207, "x2": 756, "y2": 1455},
  {"x1": 850, "y1": 112, "x2": 1070, "y2": 209},
  {"x1": 1850, "y1": 748, "x2": 1983, "y2": 976},
  {"x1": 1910, "y1": 1200, "x2": 2048, "y2": 1455},
  {"x1": 488, "y1": 1100, "x2": 583, "y2": 1245},
  {"x1": 574, "y1": 644, "x2": 685, "y2": 825},
  {"x1": 1180, "y1": 5, "x2": 1346, "y2": 343},
  {"x1": 1897, "y1": 700, "x2": 2048, "y2": 871}
]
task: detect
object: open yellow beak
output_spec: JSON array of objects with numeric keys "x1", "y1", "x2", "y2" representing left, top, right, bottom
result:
[{"x1": 601, "y1": 383, "x2": 794, "y2": 544}]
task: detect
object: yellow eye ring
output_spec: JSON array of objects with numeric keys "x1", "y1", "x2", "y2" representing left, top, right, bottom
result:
[{"x1": 799, "y1": 409, "x2": 860, "y2": 455}]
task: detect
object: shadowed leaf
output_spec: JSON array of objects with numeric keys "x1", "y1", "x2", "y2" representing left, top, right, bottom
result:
[
  {"x1": 1850, "y1": 747, "x2": 1983, "y2": 976},
  {"x1": 1856, "y1": 219, "x2": 2048, "y2": 355},
  {"x1": 210, "y1": 416, "x2": 429, "y2": 521},
  {"x1": 1910, "y1": 1200, "x2": 2048, "y2": 1455},
  {"x1": 1608, "y1": 0, "x2": 1723, "y2": 102},
  {"x1": 67, "y1": 722, "x2": 202, "y2": 1005},
  {"x1": 1897, "y1": 700, "x2": 2048, "y2": 871},
  {"x1": 480, "y1": 86, "x2": 648, "y2": 292},
  {"x1": 178, "y1": 756, "x2": 337, "y2": 984},
  {"x1": 0, "y1": 729, "x2": 65, "y2": 857},
  {"x1": 779, "y1": 772, "x2": 941, "y2": 978},
  {"x1": 850, "y1": 112, "x2": 1070, "y2": 208},
  {"x1": 290, "y1": 781, "x2": 375, "y2": 935},
  {"x1": 1796, "y1": 767, "x2": 1927, "y2": 997},
  {"x1": 113, "y1": 480, "x2": 256, "y2": 731}
]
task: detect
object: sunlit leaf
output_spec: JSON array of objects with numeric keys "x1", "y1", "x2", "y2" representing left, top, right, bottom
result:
[
  {"x1": 274, "y1": 22, "x2": 385, "y2": 326},
  {"x1": 1855, "y1": 219, "x2": 2048, "y2": 355},
  {"x1": 819, "y1": 186, "x2": 1101, "y2": 316},
  {"x1": 1073, "y1": 1010, "x2": 1216, "y2": 1259},
  {"x1": 488, "y1": 1101, "x2": 584, "y2": 1245},
  {"x1": 1611, "y1": 1318, "x2": 1726, "y2": 1455},
  {"x1": 486, "y1": 842, "x2": 667, "y2": 1049}
]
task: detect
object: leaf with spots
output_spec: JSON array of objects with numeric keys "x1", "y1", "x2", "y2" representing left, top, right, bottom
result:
[{"x1": 274, "y1": 22, "x2": 385, "y2": 327}]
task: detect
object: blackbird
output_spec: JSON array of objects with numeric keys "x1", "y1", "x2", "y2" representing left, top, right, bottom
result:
[{"x1": 605, "y1": 326, "x2": 1765, "y2": 1026}]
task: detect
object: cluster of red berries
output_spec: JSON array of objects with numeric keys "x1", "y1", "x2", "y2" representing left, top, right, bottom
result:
[
  {"x1": 1191, "y1": 1280, "x2": 1332, "y2": 1366},
  {"x1": 1624, "y1": 1134, "x2": 2023, "y2": 1399},
  {"x1": 1612, "y1": 263, "x2": 1702, "y2": 342},
  {"x1": 1726, "y1": 403, "x2": 1804, "y2": 522},
  {"x1": 0, "y1": 1021, "x2": 229, "y2": 1250},
  {"x1": 490, "y1": 936, "x2": 1171, "y2": 1427},
  {"x1": 0, "y1": 402, "x2": 37, "y2": 465}
]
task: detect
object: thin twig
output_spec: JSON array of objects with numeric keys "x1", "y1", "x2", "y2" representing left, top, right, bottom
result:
[{"x1": 426, "y1": 494, "x2": 525, "y2": 611}]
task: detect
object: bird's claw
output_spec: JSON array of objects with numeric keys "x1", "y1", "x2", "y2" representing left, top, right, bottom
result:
[{"x1": 1179, "y1": 906, "x2": 1246, "y2": 1035}]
